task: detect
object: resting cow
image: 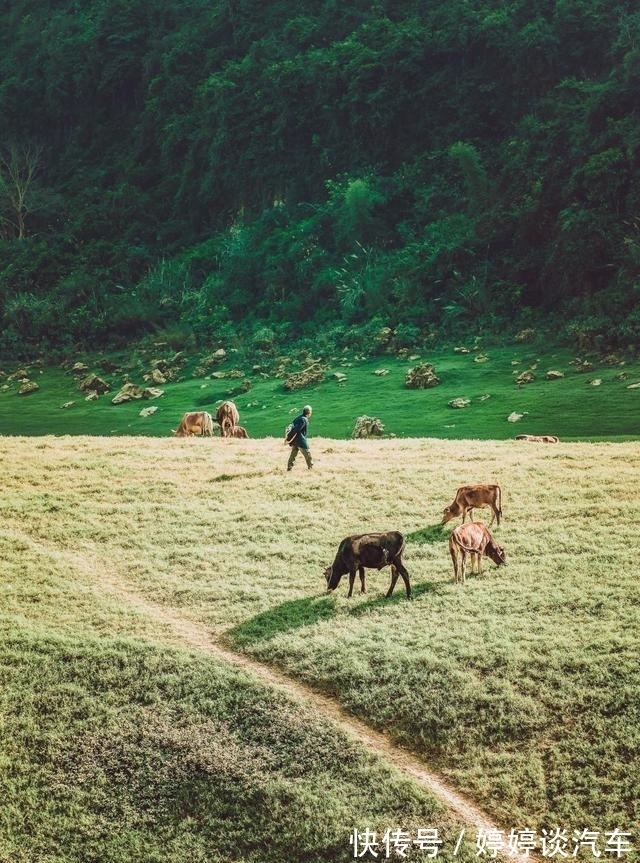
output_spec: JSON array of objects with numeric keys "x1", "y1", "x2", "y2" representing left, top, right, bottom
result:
[
  {"x1": 216, "y1": 400, "x2": 240, "y2": 437},
  {"x1": 449, "y1": 522, "x2": 506, "y2": 584},
  {"x1": 230, "y1": 425, "x2": 249, "y2": 438},
  {"x1": 324, "y1": 531, "x2": 411, "y2": 599},
  {"x1": 515, "y1": 434, "x2": 559, "y2": 443},
  {"x1": 441, "y1": 483, "x2": 502, "y2": 527},
  {"x1": 173, "y1": 411, "x2": 214, "y2": 437}
]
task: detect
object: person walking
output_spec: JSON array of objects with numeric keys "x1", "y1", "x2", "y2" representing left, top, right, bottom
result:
[{"x1": 285, "y1": 405, "x2": 313, "y2": 471}]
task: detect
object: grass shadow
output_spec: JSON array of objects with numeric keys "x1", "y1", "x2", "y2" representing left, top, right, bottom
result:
[
  {"x1": 406, "y1": 523, "x2": 448, "y2": 544},
  {"x1": 210, "y1": 471, "x2": 266, "y2": 483},
  {"x1": 226, "y1": 595, "x2": 336, "y2": 647}
]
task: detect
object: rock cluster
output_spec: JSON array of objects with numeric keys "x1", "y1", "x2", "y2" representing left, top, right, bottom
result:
[
  {"x1": 405, "y1": 363, "x2": 440, "y2": 389},
  {"x1": 283, "y1": 361, "x2": 325, "y2": 391},
  {"x1": 352, "y1": 415, "x2": 385, "y2": 438}
]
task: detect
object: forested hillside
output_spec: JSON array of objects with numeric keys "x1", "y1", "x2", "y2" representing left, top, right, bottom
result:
[{"x1": 1, "y1": 0, "x2": 639, "y2": 358}]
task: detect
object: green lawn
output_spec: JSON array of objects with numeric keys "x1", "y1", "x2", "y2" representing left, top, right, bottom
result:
[{"x1": 1, "y1": 344, "x2": 638, "y2": 439}]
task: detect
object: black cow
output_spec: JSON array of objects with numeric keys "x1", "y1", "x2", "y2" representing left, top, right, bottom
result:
[{"x1": 324, "y1": 531, "x2": 411, "y2": 598}]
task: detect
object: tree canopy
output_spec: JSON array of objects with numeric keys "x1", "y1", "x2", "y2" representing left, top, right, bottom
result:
[{"x1": 1, "y1": 0, "x2": 639, "y2": 356}]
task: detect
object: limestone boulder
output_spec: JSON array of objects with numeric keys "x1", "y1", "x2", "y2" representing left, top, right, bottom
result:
[
  {"x1": 80, "y1": 373, "x2": 110, "y2": 394},
  {"x1": 405, "y1": 363, "x2": 440, "y2": 389},
  {"x1": 353, "y1": 415, "x2": 385, "y2": 438}
]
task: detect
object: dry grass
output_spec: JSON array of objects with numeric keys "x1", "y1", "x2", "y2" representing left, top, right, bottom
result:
[{"x1": 1, "y1": 433, "x2": 639, "y2": 857}]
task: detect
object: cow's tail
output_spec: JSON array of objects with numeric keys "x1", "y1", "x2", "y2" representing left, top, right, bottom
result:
[{"x1": 451, "y1": 536, "x2": 481, "y2": 555}]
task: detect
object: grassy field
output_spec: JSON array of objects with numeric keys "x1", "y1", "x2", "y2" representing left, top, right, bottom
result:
[
  {"x1": 1, "y1": 343, "x2": 639, "y2": 440},
  {"x1": 0, "y1": 433, "x2": 638, "y2": 861}
]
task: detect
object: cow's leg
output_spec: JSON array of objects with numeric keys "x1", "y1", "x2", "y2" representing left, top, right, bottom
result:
[
  {"x1": 386, "y1": 565, "x2": 400, "y2": 597},
  {"x1": 488, "y1": 507, "x2": 496, "y2": 527},
  {"x1": 390, "y1": 558, "x2": 411, "y2": 598},
  {"x1": 460, "y1": 551, "x2": 467, "y2": 583},
  {"x1": 358, "y1": 565, "x2": 366, "y2": 594},
  {"x1": 450, "y1": 541, "x2": 459, "y2": 583},
  {"x1": 478, "y1": 540, "x2": 489, "y2": 575},
  {"x1": 347, "y1": 569, "x2": 357, "y2": 598}
]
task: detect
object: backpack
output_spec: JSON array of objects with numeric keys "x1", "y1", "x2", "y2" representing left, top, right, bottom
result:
[{"x1": 284, "y1": 422, "x2": 296, "y2": 445}]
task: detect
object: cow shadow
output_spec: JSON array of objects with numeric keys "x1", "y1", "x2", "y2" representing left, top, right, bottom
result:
[
  {"x1": 406, "y1": 523, "x2": 448, "y2": 544},
  {"x1": 226, "y1": 595, "x2": 336, "y2": 647},
  {"x1": 343, "y1": 579, "x2": 442, "y2": 616}
]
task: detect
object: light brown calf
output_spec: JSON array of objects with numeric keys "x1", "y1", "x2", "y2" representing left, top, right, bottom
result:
[
  {"x1": 173, "y1": 411, "x2": 214, "y2": 437},
  {"x1": 449, "y1": 522, "x2": 506, "y2": 584},
  {"x1": 230, "y1": 425, "x2": 248, "y2": 438},
  {"x1": 441, "y1": 483, "x2": 502, "y2": 527},
  {"x1": 216, "y1": 400, "x2": 240, "y2": 437}
]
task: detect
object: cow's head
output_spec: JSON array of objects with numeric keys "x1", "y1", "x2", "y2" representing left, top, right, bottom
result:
[
  {"x1": 486, "y1": 542, "x2": 507, "y2": 567},
  {"x1": 441, "y1": 506, "x2": 456, "y2": 525},
  {"x1": 324, "y1": 565, "x2": 340, "y2": 592}
]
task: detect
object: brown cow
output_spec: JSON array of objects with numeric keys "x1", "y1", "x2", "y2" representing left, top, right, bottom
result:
[
  {"x1": 441, "y1": 483, "x2": 502, "y2": 527},
  {"x1": 324, "y1": 531, "x2": 411, "y2": 598},
  {"x1": 230, "y1": 425, "x2": 249, "y2": 438},
  {"x1": 449, "y1": 522, "x2": 506, "y2": 584},
  {"x1": 216, "y1": 400, "x2": 240, "y2": 437},
  {"x1": 515, "y1": 434, "x2": 559, "y2": 443},
  {"x1": 173, "y1": 411, "x2": 214, "y2": 437}
]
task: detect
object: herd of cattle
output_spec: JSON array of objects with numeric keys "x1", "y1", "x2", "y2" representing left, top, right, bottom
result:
[
  {"x1": 173, "y1": 401, "x2": 248, "y2": 439},
  {"x1": 324, "y1": 483, "x2": 506, "y2": 598},
  {"x1": 173, "y1": 402, "x2": 506, "y2": 594}
]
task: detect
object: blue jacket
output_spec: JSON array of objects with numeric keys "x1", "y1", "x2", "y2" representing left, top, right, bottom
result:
[{"x1": 289, "y1": 413, "x2": 309, "y2": 449}]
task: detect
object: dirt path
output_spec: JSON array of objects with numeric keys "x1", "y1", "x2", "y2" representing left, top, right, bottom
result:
[{"x1": 91, "y1": 564, "x2": 537, "y2": 863}]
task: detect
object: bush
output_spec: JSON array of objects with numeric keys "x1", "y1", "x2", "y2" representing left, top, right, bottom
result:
[{"x1": 392, "y1": 323, "x2": 421, "y2": 349}]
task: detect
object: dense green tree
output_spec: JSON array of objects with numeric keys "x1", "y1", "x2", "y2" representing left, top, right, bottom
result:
[{"x1": 0, "y1": 0, "x2": 639, "y2": 355}]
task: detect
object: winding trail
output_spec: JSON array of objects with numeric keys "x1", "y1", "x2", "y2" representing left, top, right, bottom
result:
[
  {"x1": 11, "y1": 524, "x2": 535, "y2": 862},
  {"x1": 91, "y1": 560, "x2": 538, "y2": 863}
]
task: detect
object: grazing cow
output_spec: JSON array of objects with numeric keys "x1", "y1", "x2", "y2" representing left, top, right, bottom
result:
[
  {"x1": 449, "y1": 521, "x2": 506, "y2": 584},
  {"x1": 173, "y1": 411, "x2": 214, "y2": 437},
  {"x1": 230, "y1": 425, "x2": 249, "y2": 438},
  {"x1": 324, "y1": 531, "x2": 411, "y2": 599},
  {"x1": 441, "y1": 483, "x2": 502, "y2": 527},
  {"x1": 516, "y1": 434, "x2": 559, "y2": 443},
  {"x1": 216, "y1": 400, "x2": 240, "y2": 437}
]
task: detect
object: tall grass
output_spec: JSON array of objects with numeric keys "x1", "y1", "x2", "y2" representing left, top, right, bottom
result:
[{"x1": 0, "y1": 434, "x2": 638, "y2": 859}]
